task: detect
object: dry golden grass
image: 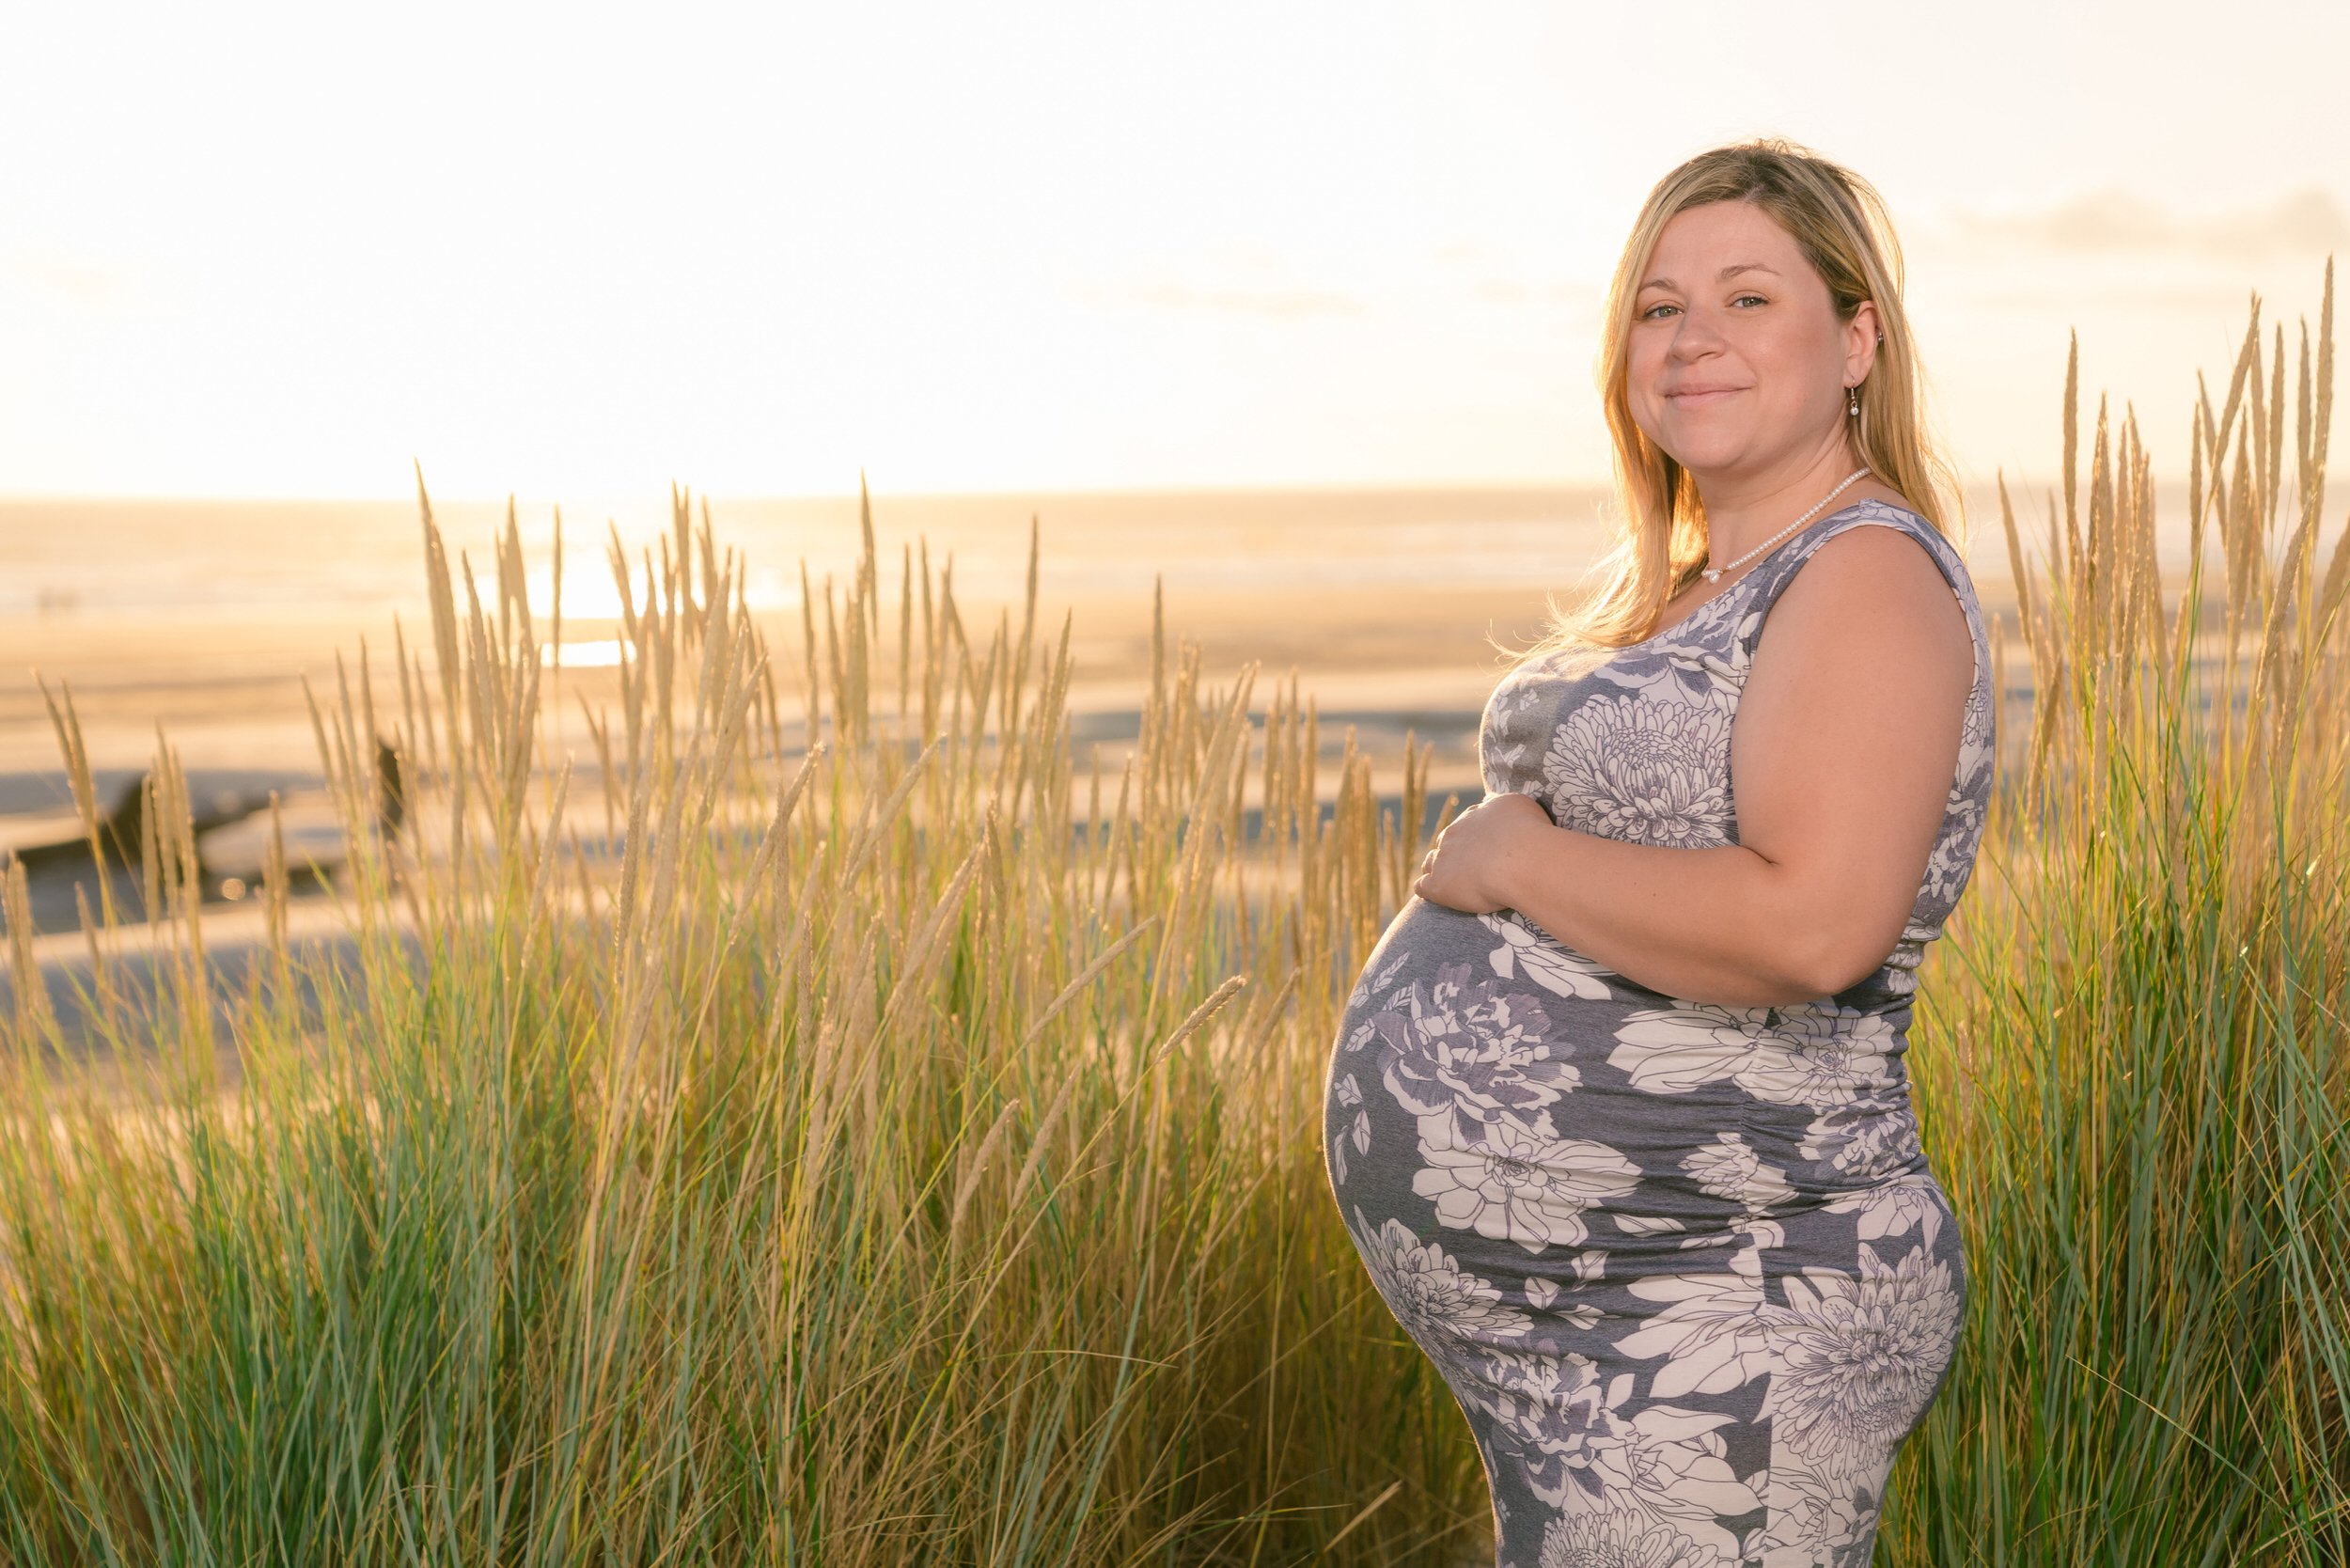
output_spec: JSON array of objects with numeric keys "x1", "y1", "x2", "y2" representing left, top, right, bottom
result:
[{"x1": 0, "y1": 260, "x2": 2342, "y2": 1565}]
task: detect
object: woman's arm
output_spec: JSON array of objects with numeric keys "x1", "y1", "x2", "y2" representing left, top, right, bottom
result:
[{"x1": 1482, "y1": 525, "x2": 1974, "y2": 1007}]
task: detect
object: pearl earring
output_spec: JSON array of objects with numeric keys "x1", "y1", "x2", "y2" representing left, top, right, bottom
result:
[{"x1": 1847, "y1": 385, "x2": 1859, "y2": 417}]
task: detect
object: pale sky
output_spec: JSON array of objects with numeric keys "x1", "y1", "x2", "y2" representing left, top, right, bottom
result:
[{"x1": 2, "y1": 0, "x2": 2343, "y2": 501}]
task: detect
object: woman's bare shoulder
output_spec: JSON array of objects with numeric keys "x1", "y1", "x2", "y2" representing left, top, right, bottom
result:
[{"x1": 1762, "y1": 520, "x2": 1970, "y2": 674}]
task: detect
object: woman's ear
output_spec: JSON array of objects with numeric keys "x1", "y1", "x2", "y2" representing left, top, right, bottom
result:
[{"x1": 1849, "y1": 300, "x2": 1884, "y2": 382}]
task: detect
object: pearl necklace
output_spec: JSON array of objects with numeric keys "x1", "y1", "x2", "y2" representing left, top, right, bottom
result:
[{"x1": 1700, "y1": 466, "x2": 1875, "y2": 584}]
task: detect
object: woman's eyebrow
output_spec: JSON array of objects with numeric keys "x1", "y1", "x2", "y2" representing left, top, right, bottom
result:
[{"x1": 1637, "y1": 262, "x2": 1781, "y2": 295}]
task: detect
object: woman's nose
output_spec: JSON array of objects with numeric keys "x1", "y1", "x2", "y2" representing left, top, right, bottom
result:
[{"x1": 1670, "y1": 311, "x2": 1726, "y2": 353}]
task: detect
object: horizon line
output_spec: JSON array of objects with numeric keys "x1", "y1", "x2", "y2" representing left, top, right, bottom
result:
[{"x1": 0, "y1": 472, "x2": 2200, "y2": 508}]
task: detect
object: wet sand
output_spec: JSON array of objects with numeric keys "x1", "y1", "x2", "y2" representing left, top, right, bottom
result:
[{"x1": 0, "y1": 576, "x2": 2022, "y2": 801}]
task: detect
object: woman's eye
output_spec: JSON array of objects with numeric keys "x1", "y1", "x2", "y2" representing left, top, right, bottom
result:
[{"x1": 1641, "y1": 295, "x2": 1764, "y2": 321}]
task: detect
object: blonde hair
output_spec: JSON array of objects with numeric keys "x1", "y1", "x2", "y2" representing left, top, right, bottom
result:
[{"x1": 1502, "y1": 136, "x2": 1966, "y2": 662}]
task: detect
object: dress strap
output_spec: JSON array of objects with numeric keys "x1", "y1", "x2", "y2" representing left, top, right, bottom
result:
[{"x1": 1736, "y1": 504, "x2": 1986, "y2": 669}]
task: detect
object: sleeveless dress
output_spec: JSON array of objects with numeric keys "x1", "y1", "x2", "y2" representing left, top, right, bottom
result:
[{"x1": 1322, "y1": 500, "x2": 1991, "y2": 1568}]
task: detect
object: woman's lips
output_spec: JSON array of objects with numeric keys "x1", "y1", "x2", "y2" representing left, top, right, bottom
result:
[{"x1": 1668, "y1": 387, "x2": 1744, "y2": 408}]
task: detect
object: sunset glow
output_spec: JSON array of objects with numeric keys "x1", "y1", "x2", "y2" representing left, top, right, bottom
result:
[{"x1": 3, "y1": 0, "x2": 2343, "y2": 500}]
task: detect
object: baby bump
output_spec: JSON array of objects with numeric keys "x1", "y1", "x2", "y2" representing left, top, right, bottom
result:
[
  {"x1": 1324, "y1": 896, "x2": 1748, "y2": 1174},
  {"x1": 1324, "y1": 898, "x2": 1966, "y2": 1287},
  {"x1": 1323, "y1": 896, "x2": 1660, "y2": 1249}
]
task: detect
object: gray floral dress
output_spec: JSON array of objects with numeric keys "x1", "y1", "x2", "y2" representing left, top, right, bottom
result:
[{"x1": 1323, "y1": 500, "x2": 1990, "y2": 1568}]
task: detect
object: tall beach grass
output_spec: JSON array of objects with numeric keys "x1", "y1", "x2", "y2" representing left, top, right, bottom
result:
[
  {"x1": 1879, "y1": 262, "x2": 2350, "y2": 1565},
  {"x1": 0, "y1": 260, "x2": 2344, "y2": 1565}
]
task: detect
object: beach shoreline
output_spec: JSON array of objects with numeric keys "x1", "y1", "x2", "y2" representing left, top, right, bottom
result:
[{"x1": 0, "y1": 575, "x2": 2024, "y2": 784}]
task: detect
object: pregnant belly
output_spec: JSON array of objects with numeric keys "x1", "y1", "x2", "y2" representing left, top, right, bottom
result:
[
  {"x1": 1339, "y1": 895, "x2": 1627, "y2": 1029},
  {"x1": 1324, "y1": 897, "x2": 1697, "y2": 1262},
  {"x1": 1326, "y1": 896, "x2": 1654, "y2": 1166},
  {"x1": 1324, "y1": 897, "x2": 1934, "y2": 1229}
]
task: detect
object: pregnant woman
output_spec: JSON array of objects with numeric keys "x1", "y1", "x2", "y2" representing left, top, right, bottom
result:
[{"x1": 1324, "y1": 139, "x2": 1991, "y2": 1568}]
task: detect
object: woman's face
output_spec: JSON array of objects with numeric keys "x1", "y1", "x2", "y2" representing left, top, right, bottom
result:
[{"x1": 1625, "y1": 199, "x2": 1875, "y2": 481}]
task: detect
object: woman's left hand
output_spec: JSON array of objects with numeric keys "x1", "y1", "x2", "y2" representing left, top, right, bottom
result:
[{"x1": 1412, "y1": 790, "x2": 1554, "y2": 914}]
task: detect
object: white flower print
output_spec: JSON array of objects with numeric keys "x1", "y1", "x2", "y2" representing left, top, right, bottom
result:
[
  {"x1": 1611, "y1": 1271, "x2": 1777, "y2": 1401},
  {"x1": 1758, "y1": 1458, "x2": 1881, "y2": 1568},
  {"x1": 1555, "y1": 1301, "x2": 1606, "y2": 1331},
  {"x1": 1961, "y1": 658, "x2": 1992, "y2": 745},
  {"x1": 1521, "y1": 1276, "x2": 1606, "y2": 1331},
  {"x1": 1468, "y1": 1345, "x2": 1622, "y2": 1513},
  {"x1": 1411, "y1": 1111, "x2": 1641, "y2": 1253},
  {"x1": 1878, "y1": 942, "x2": 1922, "y2": 998},
  {"x1": 1484, "y1": 749, "x2": 1528, "y2": 790},
  {"x1": 1922, "y1": 781, "x2": 1989, "y2": 908},
  {"x1": 1481, "y1": 673, "x2": 1550, "y2": 790},
  {"x1": 1328, "y1": 1074, "x2": 1372, "y2": 1185},
  {"x1": 1376, "y1": 960, "x2": 1575, "y2": 1142},
  {"x1": 1822, "y1": 1175, "x2": 1946, "y2": 1250},
  {"x1": 1347, "y1": 1206, "x2": 1533, "y2": 1347},
  {"x1": 1537, "y1": 1504, "x2": 1725, "y2": 1568},
  {"x1": 1798, "y1": 1094, "x2": 1922, "y2": 1180},
  {"x1": 1589, "y1": 623, "x2": 1754, "y2": 713},
  {"x1": 1733, "y1": 1008, "x2": 1899, "y2": 1109},
  {"x1": 1604, "y1": 1002, "x2": 1777, "y2": 1096},
  {"x1": 1470, "y1": 1350, "x2": 1761, "y2": 1534},
  {"x1": 1542, "y1": 697, "x2": 1734, "y2": 850},
  {"x1": 1583, "y1": 1403, "x2": 1763, "y2": 1527},
  {"x1": 1614, "y1": 1213, "x2": 1686, "y2": 1235},
  {"x1": 1673, "y1": 1216, "x2": 1785, "y2": 1267},
  {"x1": 1607, "y1": 1002, "x2": 1894, "y2": 1111},
  {"x1": 1345, "y1": 946, "x2": 1418, "y2": 1019},
  {"x1": 1481, "y1": 910, "x2": 1618, "y2": 1001},
  {"x1": 1755, "y1": 1243, "x2": 1963, "y2": 1469},
  {"x1": 1679, "y1": 1132, "x2": 1794, "y2": 1212}
]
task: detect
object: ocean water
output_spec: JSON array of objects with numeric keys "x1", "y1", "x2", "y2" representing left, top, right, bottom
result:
[
  {"x1": 0, "y1": 478, "x2": 2307, "y2": 633},
  {"x1": 0, "y1": 487, "x2": 1630, "y2": 629}
]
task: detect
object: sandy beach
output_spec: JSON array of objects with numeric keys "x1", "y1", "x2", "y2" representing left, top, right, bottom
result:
[{"x1": 0, "y1": 572, "x2": 2023, "y2": 807}]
